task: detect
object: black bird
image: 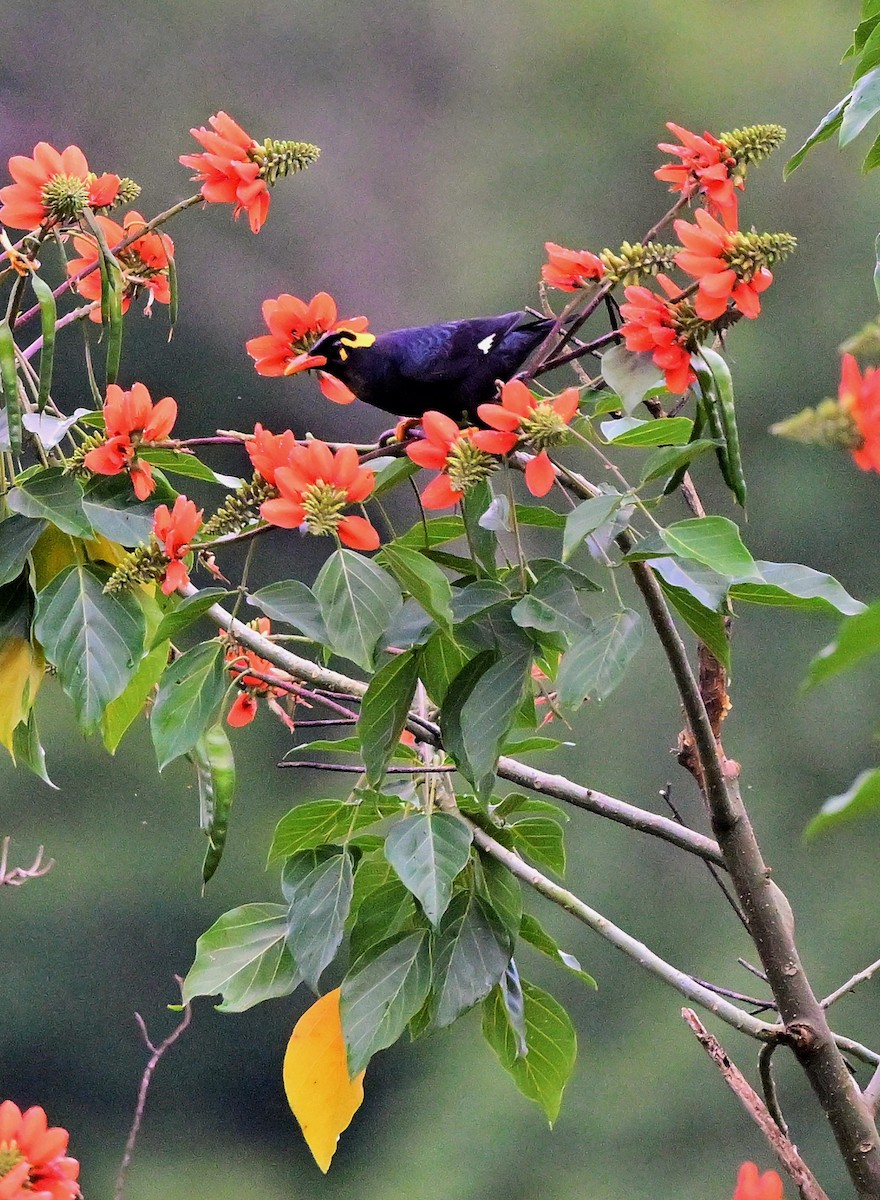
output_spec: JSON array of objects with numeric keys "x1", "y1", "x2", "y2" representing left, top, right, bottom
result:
[{"x1": 287, "y1": 311, "x2": 561, "y2": 421}]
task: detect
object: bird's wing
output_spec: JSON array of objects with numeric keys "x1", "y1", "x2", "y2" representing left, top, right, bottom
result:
[{"x1": 381, "y1": 313, "x2": 534, "y2": 384}]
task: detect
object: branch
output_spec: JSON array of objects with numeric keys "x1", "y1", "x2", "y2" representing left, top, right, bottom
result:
[
  {"x1": 822, "y1": 958, "x2": 880, "y2": 1010},
  {"x1": 114, "y1": 979, "x2": 192, "y2": 1200},
  {"x1": 683, "y1": 1009, "x2": 831, "y2": 1200}
]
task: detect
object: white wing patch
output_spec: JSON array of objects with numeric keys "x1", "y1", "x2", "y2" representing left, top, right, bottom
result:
[{"x1": 477, "y1": 333, "x2": 496, "y2": 355}]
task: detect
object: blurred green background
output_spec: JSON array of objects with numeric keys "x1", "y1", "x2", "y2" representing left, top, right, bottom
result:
[{"x1": 2, "y1": 2, "x2": 880, "y2": 1197}]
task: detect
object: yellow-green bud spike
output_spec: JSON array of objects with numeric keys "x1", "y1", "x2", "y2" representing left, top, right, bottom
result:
[
  {"x1": 201, "y1": 474, "x2": 277, "y2": 537},
  {"x1": 719, "y1": 124, "x2": 786, "y2": 169},
  {"x1": 599, "y1": 241, "x2": 678, "y2": 286},
  {"x1": 252, "y1": 139, "x2": 321, "y2": 186},
  {"x1": 770, "y1": 399, "x2": 862, "y2": 449}
]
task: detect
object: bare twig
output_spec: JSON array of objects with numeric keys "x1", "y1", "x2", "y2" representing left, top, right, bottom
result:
[
  {"x1": 822, "y1": 958, "x2": 880, "y2": 1010},
  {"x1": 758, "y1": 1042, "x2": 790, "y2": 1135},
  {"x1": 683, "y1": 1009, "x2": 831, "y2": 1200},
  {"x1": 114, "y1": 978, "x2": 192, "y2": 1200},
  {"x1": 0, "y1": 837, "x2": 54, "y2": 886},
  {"x1": 278, "y1": 760, "x2": 455, "y2": 773}
]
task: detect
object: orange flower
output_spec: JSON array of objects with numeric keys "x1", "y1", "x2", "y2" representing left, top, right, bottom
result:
[
  {"x1": 731, "y1": 1162, "x2": 783, "y2": 1200},
  {"x1": 655, "y1": 122, "x2": 740, "y2": 228},
  {"x1": 619, "y1": 275, "x2": 697, "y2": 395},
  {"x1": 246, "y1": 291, "x2": 369, "y2": 403},
  {"x1": 674, "y1": 209, "x2": 773, "y2": 321},
  {"x1": 0, "y1": 1099, "x2": 81, "y2": 1200},
  {"x1": 839, "y1": 353, "x2": 880, "y2": 472},
  {"x1": 83, "y1": 382, "x2": 177, "y2": 500},
  {"x1": 406, "y1": 410, "x2": 499, "y2": 508},
  {"x1": 474, "y1": 379, "x2": 579, "y2": 496},
  {"x1": 224, "y1": 617, "x2": 291, "y2": 728},
  {"x1": 153, "y1": 495, "x2": 203, "y2": 594},
  {"x1": 67, "y1": 211, "x2": 174, "y2": 321},
  {"x1": 542, "y1": 242, "x2": 606, "y2": 291},
  {"x1": 260, "y1": 440, "x2": 379, "y2": 550},
  {"x1": 0, "y1": 142, "x2": 119, "y2": 230},
  {"x1": 179, "y1": 111, "x2": 270, "y2": 233},
  {"x1": 245, "y1": 423, "x2": 299, "y2": 485}
]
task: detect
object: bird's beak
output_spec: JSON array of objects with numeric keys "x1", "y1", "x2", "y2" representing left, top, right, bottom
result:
[{"x1": 283, "y1": 352, "x2": 328, "y2": 376}]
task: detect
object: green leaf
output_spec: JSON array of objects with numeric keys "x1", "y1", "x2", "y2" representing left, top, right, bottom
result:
[
  {"x1": 442, "y1": 648, "x2": 532, "y2": 798},
  {"x1": 433, "y1": 890, "x2": 512, "y2": 1028},
  {"x1": 29, "y1": 274, "x2": 57, "y2": 412},
  {"x1": 394, "y1": 516, "x2": 467, "y2": 550},
  {"x1": 450, "y1": 580, "x2": 512, "y2": 623},
  {"x1": 419, "y1": 629, "x2": 472, "y2": 705},
  {"x1": 284, "y1": 850, "x2": 354, "y2": 988},
  {"x1": 599, "y1": 343, "x2": 664, "y2": 415},
  {"x1": 729, "y1": 561, "x2": 865, "y2": 616},
  {"x1": 650, "y1": 556, "x2": 730, "y2": 611},
  {"x1": 805, "y1": 600, "x2": 880, "y2": 688},
  {"x1": 81, "y1": 474, "x2": 171, "y2": 546},
  {"x1": 8, "y1": 469, "x2": 93, "y2": 538},
  {"x1": 384, "y1": 811, "x2": 473, "y2": 925},
  {"x1": 192, "y1": 722, "x2": 236, "y2": 886},
  {"x1": 268, "y1": 797, "x2": 395, "y2": 864},
  {"x1": 461, "y1": 480, "x2": 498, "y2": 574},
  {"x1": 314, "y1": 548, "x2": 402, "y2": 670},
  {"x1": 33, "y1": 562, "x2": 145, "y2": 732},
  {"x1": 381, "y1": 597, "x2": 436, "y2": 650},
  {"x1": 562, "y1": 493, "x2": 624, "y2": 562},
  {"x1": 511, "y1": 569, "x2": 594, "y2": 646},
  {"x1": 492, "y1": 794, "x2": 568, "y2": 822},
  {"x1": 182, "y1": 903, "x2": 299, "y2": 1012},
  {"x1": 806, "y1": 769, "x2": 880, "y2": 837},
  {"x1": 600, "y1": 415, "x2": 694, "y2": 446},
  {"x1": 661, "y1": 517, "x2": 757, "y2": 578},
  {"x1": 514, "y1": 505, "x2": 566, "y2": 529},
  {"x1": 481, "y1": 980, "x2": 577, "y2": 1124},
  {"x1": 639, "y1": 439, "x2": 719, "y2": 485},
  {"x1": 519, "y1": 913, "x2": 596, "y2": 988},
  {"x1": 372, "y1": 455, "x2": 420, "y2": 498},
  {"x1": 101, "y1": 637, "x2": 170, "y2": 752},
  {"x1": 0, "y1": 515, "x2": 46, "y2": 586},
  {"x1": 785, "y1": 94, "x2": 850, "y2": 176},
  {"x1": 656, "y1": 579, "x2": 731, "y2": 672},
  {"x1": 11, "y1": 708, "x2": 56, "y2": 788},
  {"x1": 358, "y1": 648, "x2": 420, "y2": 787},
  {"x1": 139, "y1": 447, "x2": 241, "y2": 488},
  {"x1": 150, "y1": 589, "x2": 231, "y2": 648},
  {"x1": 340, "y1": 930, "x2": 432, "y2": 1074},
  {"x1": 247, "y1": 580, "x2": 329, "y2": 642},
  {"x1": 507, "y1": 816, "x2": 566, "y2": 875},
  {"x1": 476, "y1": 852, "x2": 522, "y2": 948},
  {"x1": 0, "y1": 319, "x2": 21, "y2": 454},
  {"x1": 840, "y1": 64, "x2": 880, "y2": 147},
  {"x1": 380, "y1": 543, "x2": 454, "y2": 630},
  {"x1": 150, "y1": 641, "x2": 227, "y2": 769},
  {"x1": 349, "y1": 873, "x2": 417, "y2": 962},
  {"x1": 556, "y1": 609, "x2": 643, "y2": 708}
]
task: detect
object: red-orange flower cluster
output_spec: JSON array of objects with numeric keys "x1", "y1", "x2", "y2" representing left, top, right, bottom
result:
[
  {"x1": 619, "y1": 275, "x2": 696, "y2": 394},
  {"x1": 674, "y1": 209, "x2": 772, "y2": 320},
  {"x1": 839, "y1": 353, "x2": 880, "y2": 472},
  {"x1": 473, "y1": 379, "x2": 579, "y2": 496},
  {"x1": 225, "y1": 617, "x2": 291, "y2": 728},
  {"x1": 0, "y1": 142, "x2": 119, "y2": 230},
  {"x1": 67, "y1": 211, "x2": 174, "y2": 321},
  {"x1": 655, "y1": 122, "x2": 740, "y2": 228},
  {"x1": 246, "y1": 292, "x2": 369, "y2": 403},
  {"x1": 731, "y1": 1162, "x2": 783, "y2": 1200},
  {"x1": 153, "y1": 495, "x2": 203, "y2": 594},
  {"x1": 180, "y1": 112, "x2": 269, "y2": 233},
  {"x1": 0, "y1": 1100, "x2": 80, "y2": 1200},
  {"x1": 84, "y1": 382, "x2": 177, "y2": 500},
  {"x1": 542, "y1": 242, "x2": 605, "y2": 291},
  {"x1": 260, "y1": 440, "x2": 379, "y2": 550},
  {"x1": 406, "y1": 411, "x2": 499, "y2": 509},
  {"x1": 245, "y1": 423, "x2": 299, "y2": 484}
]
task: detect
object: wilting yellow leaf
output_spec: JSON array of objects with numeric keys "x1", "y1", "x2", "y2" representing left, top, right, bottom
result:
[
  {"x1": 30, "y1": 526, "x2": 81, "y2": 589},
  {"x1": 85, "y1": 534, "x2": 128, "y2": 569},
  {"x1": 283, "y1": 987, "x2": 365, "y2": 1173},
  {"x1": 0, "y1": 638, "x2": 44, "y2": 753}
]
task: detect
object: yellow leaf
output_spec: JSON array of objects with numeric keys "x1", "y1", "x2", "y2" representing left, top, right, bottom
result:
[
  {"x1": 30, "y1": 526, "x2": 81, "y2": 589},
  {"x1": 283, "y1": 987, "x2": 365, "y2": 1172},
  {"x1": 0, "y1": 638, "x2": 44, "y2": 753},
  {"x1": 85, "y1": 534, "x2": 128, "y2": 569}
]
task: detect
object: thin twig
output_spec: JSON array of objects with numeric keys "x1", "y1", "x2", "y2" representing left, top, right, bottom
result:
[
  {"x1": 822, "y1": 958, "x2": 880, "y2": 1010},
  {"x1": 692, "y1": 978, "x2": 776, "y2": 1013},
  {"x1": 758, "y1": 1042, "x2": 790, "y2": 1135},
  {"x1": 0, "y1": 837, "x2": 54, "y2": 886},
  {"x1": 683, "y1": 1009, "x2": 831, "y2": 1200},
  {"x1": 278, "y1": 760, "x2": 455, "y2": 773},
  {"x1": 114, "y1": 978, "x2": 192, "y2": 1200},
  {"x1": 659, "y1": 784, "x2": 749, "y2": 930}
]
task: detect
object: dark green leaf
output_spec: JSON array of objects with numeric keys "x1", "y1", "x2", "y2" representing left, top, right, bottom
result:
[
  {"x1": 384, "y1": 811, "x2": 473, "y2": 925},
  {"x1": 358, "y1": 648, "x2": 420, "y2": 787},
  {"x1": 192, "y1": 723, "x2": 236, "y2": 886},
  {"x1": 450, "y1": 580, "x2": 512, "y2": 623},
  {"x1": 481, "y1": 980, "x2": 577, "y2": 1124},
  {"x1": 381, "y1": 597, "x2": 437, "y2": 649},
  {"x1": 81, "y1": 473, "x2": 170, "y2": 545},
  {"x1": 0, "y1": 515, "x2": 46, "y2": 586},
  {"x1": 182, "y1": 903, "x2": 299, "y2": 1012},
  {"x1": 8, "y1": 469, "x2": 93, "y2": 538},
  {"x1": 341, "y1": 930, "x2": 432, "y2": 1074},
  {"x1": 349, "y1": 874, "x2": 417, "y2": 962},
  {"x1": 640, "y1": 439, "x2": 719, "y2": 485},
  {"x1": 101, "y1": 636, "x2": 169, "y2": 752},
  {"x1": 314, "y1": 548, "x2": 402, "y2": 670},
  {"x1": 419, "y1": 629, "x2": 473, "y2": 705},
  {"x1": 150, "y1": 641, "x2": 227, "y2": 769},
  {"x1": 139, "y1": 447, "x2": 241, "y2": 488},
  {"x1": 247, "y1": 579, "x2": 329, "y2": 642},
  {"x1": 785, "y1": 95, "x2": 850, "y2": 177},
  {"x1": 380, "y1": 543, "x2": 454, "y2": 629},
  {"x1": 268, "y1": 797, "x2": 396, "y2": 864},
  {"x1": 600, "y1": 415, "x2": 694, "y2": 446},
  {"x1": 519, "y1": 913, "x2": 596, "y2": 988},
  {"x1": 372, "y1": 455, "x2": 420, "y2": 498},
  {"x1": 661, "y1": 517, "x2": 757, "y2": 578},
  {"x1": 805, "y1": 600, "x2": 880, "y2": 688},
  {"x1": 34, "y1": 562, "x2": 145, "y2": 732},
  {"x1": 657, "y1": 578, "x2": 731, "y2": 671},
  {"x1": 511, "y1": 570, "x2": 593, "y2": 646},
  {"x1": 806, "y1": 769, "x2": 880, "y2": 837},
  {"x1": 11, "y1": 709, "x2": 56, "y2": 788},
  {"x1": 507, "y1": 816, "x2": 566, "y2": 875},
  {"x1": 285, "y1": 850, "x2": 354, "y2": 988},
  {"x1": 461, "y1": 480, "x2": 498, "y2": 574},
  {"x1": 514, "y1": 505, "x2": 566, "y2": 529},
  {"x1": 562, "y1": 493, "x2": 624, "y2": 562},
  {"x1": 492, "y1": 794, "x2": 568, "y2": 822},
  {"x1": 395, "y1": 516, "x2": 466, "y2": 550},
  {"x1": 150, "y1": 589, "x2": 231, "y2": 648},
  {"x1": 730, "y1": 561, "x2": 865, "y2": 616},
  {"x1": 433, "y1": 891, "x2": 512, "y2": 1027},
  {"x1": 477, "y1": 852, "x2": 522, "y2": 948},
  {"x1": 556, "y1": 609, "x2": 643, "y2": 708}
]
